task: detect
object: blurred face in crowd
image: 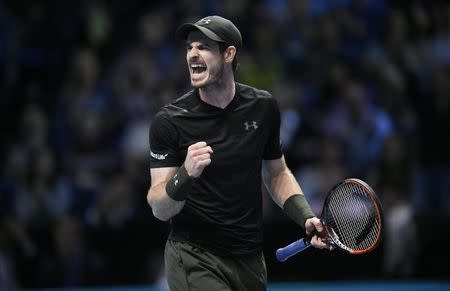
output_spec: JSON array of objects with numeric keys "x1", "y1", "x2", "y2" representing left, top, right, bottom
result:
[{"x1": 186, "y1": 31, "x2": 225, "y2": 88}]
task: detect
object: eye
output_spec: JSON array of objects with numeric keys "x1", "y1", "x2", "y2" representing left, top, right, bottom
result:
[{"x1": 199, "y1": 44, "x2": 211, "y2": 51}]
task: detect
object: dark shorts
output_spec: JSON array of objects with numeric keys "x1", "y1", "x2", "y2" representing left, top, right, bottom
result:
[{"x1": 164, "y1": 239, "x2": 267, "y2": 291}]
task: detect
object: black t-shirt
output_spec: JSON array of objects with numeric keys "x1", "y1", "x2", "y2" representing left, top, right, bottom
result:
[{"x1": 149, "y1": 82, "x2": 282, "y2": 256}]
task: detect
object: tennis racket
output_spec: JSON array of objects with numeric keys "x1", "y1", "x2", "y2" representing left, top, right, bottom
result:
[{"x1": 276, "y1": 178, "x2": 383, "y2": 262}]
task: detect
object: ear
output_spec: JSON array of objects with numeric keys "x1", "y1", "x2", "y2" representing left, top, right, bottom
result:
[{"x1": 223, "y1": 46, "x2": 237, "y2": 65}]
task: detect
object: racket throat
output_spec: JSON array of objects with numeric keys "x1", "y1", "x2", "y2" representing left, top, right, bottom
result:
[{"x1": 328, "y1": 228, "x2": 351, "y2": 252}]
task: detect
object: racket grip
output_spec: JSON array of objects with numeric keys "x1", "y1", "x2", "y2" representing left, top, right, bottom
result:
[{"x1": 276, "y1": 238, "x2": 311, "y2": 262}]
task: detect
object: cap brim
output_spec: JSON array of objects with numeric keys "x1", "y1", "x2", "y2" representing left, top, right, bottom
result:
[{"x1": 176, "y1": 23, "x2": 225, "y2": 43}]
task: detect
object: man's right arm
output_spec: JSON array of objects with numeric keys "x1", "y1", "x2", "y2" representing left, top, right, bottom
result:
[
  {"x1": 148, "y1": 141, "x2": 213, "y2": 221},
  {"x1": 147, "y1": 167, "x2": 185, "y2": 221}
]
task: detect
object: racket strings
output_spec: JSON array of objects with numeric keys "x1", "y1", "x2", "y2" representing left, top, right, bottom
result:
[
  {"x1": 338, "y1": 184, "x2": 379, "y2": 249},
  {"x1": 324, "y1": 183, "x2": 381, "y2": 251}
]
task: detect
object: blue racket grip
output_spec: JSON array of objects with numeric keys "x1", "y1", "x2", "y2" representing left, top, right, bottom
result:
[{"x1": 276, "y1": 237, "x2": 311, "y2": 262}]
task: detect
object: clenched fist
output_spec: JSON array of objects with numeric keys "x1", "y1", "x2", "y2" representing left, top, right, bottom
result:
[{"x1": 184, "y1": 141, "x2": 213, "y2": 178}]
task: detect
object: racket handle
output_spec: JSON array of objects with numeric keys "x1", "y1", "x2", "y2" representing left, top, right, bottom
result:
[{"x1": 276, "y1": 237, "x2": 311, "y2": 262}]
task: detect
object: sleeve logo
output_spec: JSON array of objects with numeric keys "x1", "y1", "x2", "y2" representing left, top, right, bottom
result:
[{"x1": 150, "y1": 150, "x2": 169, "y2": 160}]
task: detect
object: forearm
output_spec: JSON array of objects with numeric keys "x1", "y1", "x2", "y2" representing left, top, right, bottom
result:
[
  {"x1": 148, "y1": 143, "x2": 211, "y2": 221},
  {"x1": 265, "y1": 168, "x2": 302, "y2": 207},
  {"x1": 265, "y1": 166, "x2": 315, "y2": 228},
  {"x1": 148, "y1": 165, "x2": 194, "y2": 221},
  {"x1": 147, "y1": 183, "x2": 186, "y2": 221}
]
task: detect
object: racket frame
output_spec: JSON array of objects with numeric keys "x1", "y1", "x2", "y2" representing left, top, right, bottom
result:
[{"x1": 321, "y1": 178, "x2": 383, "y2": 255}]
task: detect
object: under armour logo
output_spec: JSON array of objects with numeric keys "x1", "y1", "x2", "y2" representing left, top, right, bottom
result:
[
  {"x1": 244, "y1": 121, "x2": 258, "y2": 131},
  {"x1": 197, "y1": 18, "x2": 211, "y2": 25}
]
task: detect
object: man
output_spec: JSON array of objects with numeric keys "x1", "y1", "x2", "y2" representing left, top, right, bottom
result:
[{"x1": 147, "y1": 15, "x2": 331, "y2": 291}]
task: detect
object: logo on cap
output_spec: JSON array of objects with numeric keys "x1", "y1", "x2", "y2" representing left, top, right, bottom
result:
[{"x1": 197, "y1": 17, "x2": 211, "y2": 25}]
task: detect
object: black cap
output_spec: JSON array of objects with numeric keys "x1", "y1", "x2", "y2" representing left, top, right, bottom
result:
[{"x1": 176, "y1": 15, "x2": 242, "y2": 49}]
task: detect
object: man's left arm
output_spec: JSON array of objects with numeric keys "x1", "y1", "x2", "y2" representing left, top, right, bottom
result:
[
  {"x1": 262, "y1": 155, "x2": 301, "y2": 207},
  {"x1": 262, "y1": 156, "x2": 332, "y2": 250}
]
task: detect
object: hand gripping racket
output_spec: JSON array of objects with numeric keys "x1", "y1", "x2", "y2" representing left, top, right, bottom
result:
[{"x1": 276, "y1": 178, "x2": 383, "y2": 262}]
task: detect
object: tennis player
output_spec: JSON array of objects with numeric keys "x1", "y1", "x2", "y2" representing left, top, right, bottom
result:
[{"x1": 148, "y1": 15, "x2": 331, "y2": 291}]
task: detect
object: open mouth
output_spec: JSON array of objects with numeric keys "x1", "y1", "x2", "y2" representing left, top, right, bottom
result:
[{"x1": 191, "y1": 63, "x2": 207, "y2": 75}]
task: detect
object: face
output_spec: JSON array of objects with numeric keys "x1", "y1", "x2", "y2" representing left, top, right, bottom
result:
[{"x1": 186, "y1": 31, "x2": 225, "y2": 88}]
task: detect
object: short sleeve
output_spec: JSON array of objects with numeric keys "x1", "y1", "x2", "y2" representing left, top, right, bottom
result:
[
  {"x1": 149, "y1": 112, "x2": 181, "y2": 168},
  {"x1": 263, "y1": 97, "x2": 283, "y2": 160}
]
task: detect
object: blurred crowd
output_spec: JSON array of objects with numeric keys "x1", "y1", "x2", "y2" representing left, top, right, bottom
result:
[{"x1": 1, "y1": 0, "x2": 449, "y2": 288}]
